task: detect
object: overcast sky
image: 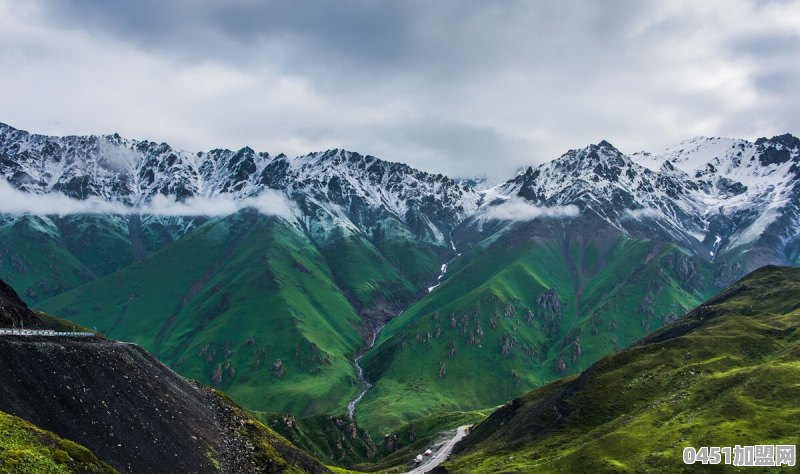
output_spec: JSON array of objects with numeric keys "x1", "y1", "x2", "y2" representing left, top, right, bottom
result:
[{"x1": 1, "y1": 0, "x2": 798, "y2": 178}]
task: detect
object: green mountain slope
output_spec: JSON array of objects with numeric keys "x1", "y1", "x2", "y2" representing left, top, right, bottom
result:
[
  {"x1": 0, "y1": 214, "x2": 194, "y2": 304},
  {"x1": 0, "y1": 410, "x2": 115, "y2": 474},
  {"x1": 0, "y1": 216, "x2": 95, "y2": 303},
  {"x1": 39, "y1": 211, "x2": 358, "y2": 415},
  {"x1": 37, "y1": 210, "x2": 428, "y2": 417},
  {"x1": 444, "y1": 265, "x2": 800, "y2": 473},
  {"x1": 318, "y1": 228, "x2": 419, "y2": 329},
  {"x1": 358, "y1": 217, "x2": 718, "y2": 434},
  {"x1": 257, "y1": 408, "x2": 490, "y2": 471}
]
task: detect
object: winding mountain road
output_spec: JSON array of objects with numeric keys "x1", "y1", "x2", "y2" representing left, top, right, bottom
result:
[{"x1": 404, "y1": 425, "x2": 469, "y2": 474}]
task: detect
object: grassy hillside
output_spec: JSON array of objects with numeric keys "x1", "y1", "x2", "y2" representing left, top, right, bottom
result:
[
  {"x1": 445, "y1": 265, "x2": 800, "y2": 473},
  {"x1": 0, "y1": 216, "x2": 95, "y2": 304},
  {"x1": 358, "y1": 218, "x2": 717, "y2": 435},
  {"x1": 258, "y1": 409, "x2": 490, "y2": 472},
  {"x1": 319, "y1": 227, "x2": 419, "y2": 328},
  {"x1": 0, "y1": 410, "x2": 115, "y2": 474},
  {"x1": 37, "y1": 210, "x2": 435, "y2": 419},
  {"x1": 39, "y1": 211, "x2": 364, "y2": 415},
  {"x1": 257, "y1": 412, "x2": 378, "y2": 468}
]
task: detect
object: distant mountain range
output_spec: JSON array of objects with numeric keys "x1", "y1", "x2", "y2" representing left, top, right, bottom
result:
[{"x1": 1, "y1": 122, "x2": 799, "y2": 436}]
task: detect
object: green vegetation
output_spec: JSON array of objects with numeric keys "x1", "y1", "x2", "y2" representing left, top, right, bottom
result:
[
  {"x1": 33, "y1": 311, "x2": 102, "y2": 335},
  {"x1": 0, "y1": 215, "x2": 144, "y2": 305},
  {"x1": 0, "y1": 410, "x2": 115, "y2": 474},
  {"x1": 319, "y1": 227, "x2": 419, "y2": 320},
  {"x1": 35, "y1": 210, "x2": 447, "y2": 420},
  {"x1": 53, "y1": 215, "x2": 135, "y2": 281},
  {"x1": 257, "y1": 412, "x2": 376, "y2": 469},
  {"x1": 0, "y1": 216, "x2": 94, "y2": 304},
  {"x1": 359, "y1": 225, "x2": 717, "y2": 435},
  {"x1": 371, "y1": 218, "x2": 443, "y2": 289},
  {"x1": 445, "y1": 265, "x2": 800, "y2": 473},
  {"x1": 358, "y1": 409, "x2": 491, "y2": 472},
  {"x1": 257, "y1": 408, "x2": 490, "y2": 472},
  {"x1": 40, "y1": 211, "x2": 369, "y2": 415}
]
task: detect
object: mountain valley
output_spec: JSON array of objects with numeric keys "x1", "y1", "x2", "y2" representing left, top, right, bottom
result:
[{"x1": 2, "y1": 122, "x2": 800, "y2": 449}]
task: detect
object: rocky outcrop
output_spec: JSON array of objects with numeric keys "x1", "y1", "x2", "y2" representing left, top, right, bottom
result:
[
  {"x1": 660, "y1": 254, "x2": 702, "y2": 290},
  {"x1": 0, "y1": 278, "x2": 42, "y2": 328},
  {"x1": 714, "y1": 261, "x2": 743, "y2": 288},
  {"x1": 536, "y1": 289, "x2": 563, "y2": 334}
]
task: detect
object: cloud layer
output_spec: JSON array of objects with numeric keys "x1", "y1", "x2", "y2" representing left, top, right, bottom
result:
[
  {"x1": 483, "y1": 199, "x2": 580, "y2": 221},
  {"x1": 1, "y1": 1, "x2": 799, "y2": 178},
  {"x1": 0, "y1": 180, "x2": 297, "y2": 219},
  {"x1": 624, "y1": 208, "x2": 663, "y2": 220}
]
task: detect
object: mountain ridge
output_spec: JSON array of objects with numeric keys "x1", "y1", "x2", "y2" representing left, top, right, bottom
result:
[
  {"x1": 4, "y1": 121, "x2": 800, "y2": 269},
  {"x1": 4, "y1": 121, "x2": 800, "y2": 437}
]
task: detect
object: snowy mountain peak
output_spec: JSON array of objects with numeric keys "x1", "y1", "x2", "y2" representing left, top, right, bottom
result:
[
  {"x1": 485, "y1": 134, "x2": 800, "y2": 261},
  {"x1": 3, "y1": 122, "x2": 800, "y2": 261},
  {"x1": 0, "y1": 123, "x2": 479, "y2": 247}
]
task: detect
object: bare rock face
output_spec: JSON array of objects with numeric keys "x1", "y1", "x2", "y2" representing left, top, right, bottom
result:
[
  {"x1": 536, "y1": 289, "x2": 563, "y2": 334},
  {"x1": 555, "y1": 356, "x2": 567, "y2": 373},
  {"x1": 212, "y1": 363, "x2": 224, "y2": 385},
  {"x1": 273, "y1": 359, "x2": 285, "y2": 378},
  {"x1": 383, "y1": 433, "x2": 398, "y2": 452},
  {"x1": 0, "y1": 278, "x2": 42, "y2": 328},
  {"x1": 714, "y1": 261, "x2": 743, "y2": 288},
  {"x1": 661, "y1": 254, "x2": 702, "y2": 290}
]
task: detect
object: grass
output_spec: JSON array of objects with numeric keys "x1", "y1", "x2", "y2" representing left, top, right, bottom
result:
[
  {"x1": 36, "y1": 210, "x2": 447, "y2": 419},
  {"x1": 357, "y1": 225, "x2": 717, "y2": 435},
  {"x1": 444, "y1": 265, "x2": 800, "y2": 473},
  {"x1": 320, "y1": 228, "x2": 418, "y2": 312},
  {"x1": 0, "y1": 215, "x2": 95, "y2": 304},
  {"x1": 40, "y1": 211, "x2": 368, "y2": 415},
  {"x1": 0, "y1": 410, "x2": 115, "y2": 474},
  {"x1": 256, "y1": 408, "x2": 490, "y2": 472}
]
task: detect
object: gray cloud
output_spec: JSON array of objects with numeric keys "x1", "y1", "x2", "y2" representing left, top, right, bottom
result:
[
  {"x1": 0, "y1": 180, "x2": 298, "y2": 220},
  {"x1": 1, "y1": 0, "x2": 799, "y2": 180}
]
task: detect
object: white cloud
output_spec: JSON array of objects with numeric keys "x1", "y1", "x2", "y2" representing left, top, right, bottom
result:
[
  {"x1": 624, "y1": 207, "x2": 663, "y2": 220},
  {"x1": 482, "y1": 199, "x2": 580, "y2": 221},
  {"x1": 0, "y1": 181, "x2": 130, "y2": 215},
  {"x1": 0, "y1": 180, "x2": 297, "y2": 219}
]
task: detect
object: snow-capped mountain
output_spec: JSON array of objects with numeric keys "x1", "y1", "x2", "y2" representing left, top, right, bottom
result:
[
  {"x1": 478, "y1": 141, "x2": 707, "y2": 249},
  {"x1": 632, "y1": 135, "x2": 800, "y2": 259},
  {"x1": 0, "y1": 123, "x2": 479, "y2": 247},
  {"x1": 3, "y1": 121, "x2": 800, "y2": 268},
  {"x1": 470, "y1": 135, "x2": 800, "y2": 268}
]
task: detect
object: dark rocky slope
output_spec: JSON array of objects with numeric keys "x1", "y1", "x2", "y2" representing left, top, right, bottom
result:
[
  {"x1": 0, "y1": 278, "x2": 329, "y2": 473},
  {"x1": 0, "y1": 277, "x2": 43, "y2": 327}
]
